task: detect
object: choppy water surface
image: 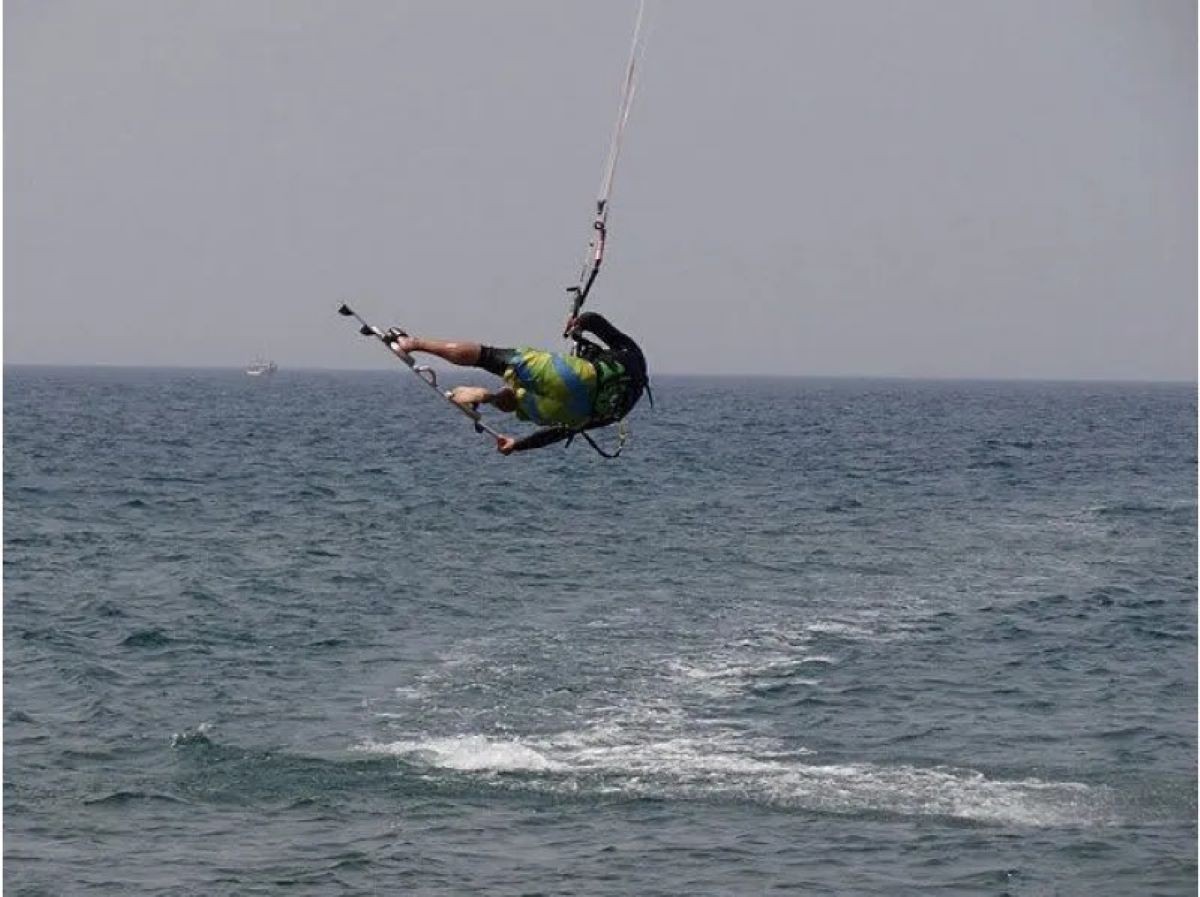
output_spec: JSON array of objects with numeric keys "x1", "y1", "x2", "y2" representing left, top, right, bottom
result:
[{"x1": 5, "y1": 367, "x2": 1196, "y2": 895}]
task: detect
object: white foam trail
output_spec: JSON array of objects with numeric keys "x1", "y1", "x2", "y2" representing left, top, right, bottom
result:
[
  {"x1": 666, "y1": 651, "x2": 829, "y2": 699},
  {"x1": 357, "y1": 725, "x2": 1114, "y2": 827},
  {"x1": 361, "y1": 615, "x2": 1114, "y2": 827},
  {"x1": 392, "y1": 684, "x2": 431, "y2": 701},
  {"x1": 663, "y1": 615, "x2": 904, "y2": 700},
  {"x1": 803, "y1": 621, "x2": 874, "y2": 638},
  {"x1": 356, "y1": 735, "x2": 564, "y2": 773},
  {"x1": 551, "y1": 733, "x2": 1114, "y2": 827}
]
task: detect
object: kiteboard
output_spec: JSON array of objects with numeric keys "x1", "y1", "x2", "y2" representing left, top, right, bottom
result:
[{"x1": 336, "y1": 303, "x2": 503, "y2": 440}]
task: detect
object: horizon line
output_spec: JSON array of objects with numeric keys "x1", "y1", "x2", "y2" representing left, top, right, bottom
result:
[{"x1": 3, "y1": 361, "x2": 1196, "y2": 387}]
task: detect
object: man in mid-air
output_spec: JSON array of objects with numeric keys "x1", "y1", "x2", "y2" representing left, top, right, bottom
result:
[{"x1": 386, "y1": 312, "x2": 648, "y2": 455}]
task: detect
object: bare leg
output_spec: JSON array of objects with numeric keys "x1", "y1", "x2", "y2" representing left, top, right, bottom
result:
[
  {"x1": 396, "y1": 336, "x2": 482, "y2": 367},
  {"x1": 393, "y1": 336, "x2": 516, "y2": 416},
  {"x1": 447, "y1": 385, "x2": 517, "y2": 412},
  {"x1": 446, "y1": 385, "x2": 491, "y2": 409}
]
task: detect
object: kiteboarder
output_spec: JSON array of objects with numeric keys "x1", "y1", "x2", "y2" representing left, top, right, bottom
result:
[{"x1": 336, "y1": 1, "x2": 648, "y2": 457}]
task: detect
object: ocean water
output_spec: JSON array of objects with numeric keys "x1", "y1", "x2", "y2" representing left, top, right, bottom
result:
[{"x1": 4, "y1": 366, "x2": 1196, "y2": 896}]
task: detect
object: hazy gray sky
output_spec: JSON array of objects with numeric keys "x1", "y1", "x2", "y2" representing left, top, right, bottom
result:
[{"x1": 5, "y1": 0, "x2": 1196, "y2": 379}]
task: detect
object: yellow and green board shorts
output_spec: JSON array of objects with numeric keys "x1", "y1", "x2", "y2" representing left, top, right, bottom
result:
[{"x1": 478, "y1": 346, "x2": 597, "y2": 428}]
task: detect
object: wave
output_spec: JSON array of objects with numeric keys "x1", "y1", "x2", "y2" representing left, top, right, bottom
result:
[
  {"x1": 121, "y1": 628, "x2": 176, "y2": 649},
  {"x1": 83, "y1": 789, "x2": 190, "y2": 807},
  {"x1": 1088, "y1": 500, "x2": 1196, "y2": 519}
]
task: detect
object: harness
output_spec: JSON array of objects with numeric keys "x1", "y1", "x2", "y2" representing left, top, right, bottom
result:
[{"x1": 563, "y1": 335, "x2": 651, "y2": 459}]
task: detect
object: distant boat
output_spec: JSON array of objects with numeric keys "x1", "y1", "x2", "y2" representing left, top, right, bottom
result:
[{"x1": 246, "y1": 359, "x2": 278, "y2": 377}]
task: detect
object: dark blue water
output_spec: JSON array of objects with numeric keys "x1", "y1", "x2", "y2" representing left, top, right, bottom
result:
[{"x1": 5, "y1": 367, "x2": 1196, "y2": 895}]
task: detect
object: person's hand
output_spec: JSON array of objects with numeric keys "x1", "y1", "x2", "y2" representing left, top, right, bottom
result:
[
  {"x1": 387, "y1": 332, "x2": 417, "y2": 355},
  {"x1": 496, "y1": 435, "x2": 517, "y2": 455}
]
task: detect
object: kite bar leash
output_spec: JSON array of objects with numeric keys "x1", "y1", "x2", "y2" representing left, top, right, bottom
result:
[
  {"x1": 557, "y1": 0, "x2": 647, "y2": 461},
  {"x1": 564, "y1": 0, "x2": 647, "y2": 336}
]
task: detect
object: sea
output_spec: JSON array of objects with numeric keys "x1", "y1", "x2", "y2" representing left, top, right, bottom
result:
[{"x1": 4, "y1": 366, "x2": 1196, "y2": 896}]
